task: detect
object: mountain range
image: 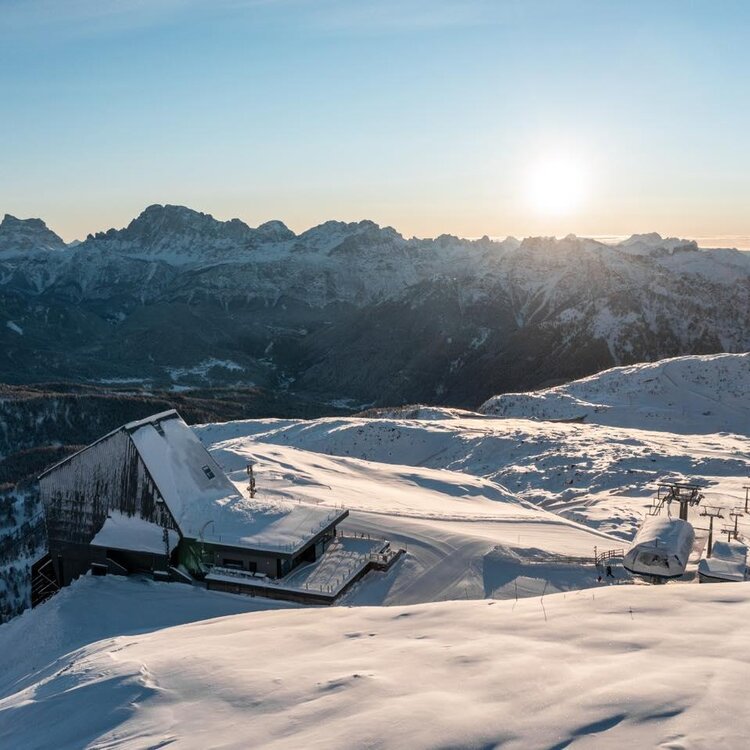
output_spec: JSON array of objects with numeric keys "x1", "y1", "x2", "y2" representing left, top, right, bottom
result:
[{"x1": 1, "y1": 204, "x2": 748, "y2": 407}]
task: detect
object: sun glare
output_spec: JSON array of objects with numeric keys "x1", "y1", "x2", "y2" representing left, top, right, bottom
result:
[{"x1": 524, "y1": 154, "x2": 589, "y2": 217}]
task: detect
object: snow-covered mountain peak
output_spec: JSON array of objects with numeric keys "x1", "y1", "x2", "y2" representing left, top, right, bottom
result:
[
  {"x1": 511, "y1": 234, "x2": 602, "y2": 263},
  {"x1": 256, "y1": 219, "x2": 295, "y2": 241},
  {"x1": 497, "y1": 235, "x2": 521, "y2": 251},
  {"x1": 619, "y1": 232, "x2": 698, "y2": 255},
  {"x1": 296, "y1": 219, "x2": 405, "y2": 254},
  {"x1": 0, "y1": 213, "x2": 67, "y2": 256},
  {"x1": 622, "y1": 231, "x2": 664, "y2": 246},
  {"x1": 81, "y1": 204, "x2": 264, "y2": 264},
  {"x1": 120, "y1": 203, "x2": 253, "y2": 243},
  {"x1": 518, "y1": 235, "x2": 576, "y2": 253}
]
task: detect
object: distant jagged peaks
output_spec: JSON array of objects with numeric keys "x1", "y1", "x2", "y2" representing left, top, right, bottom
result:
[
  {"x1": 256, "y1": 220, "x2": 295, "y2": 242},
  {"x1": 622, "y1": 232, "x2": 664, "y2": 246},
  {"x1": 620, "y1": 232, "x2": 698, "y2": 254},
  {"x1": 81, "y1": 204, "x2": 297, "y2": 262},
  {"x1": 518, "y1": 235, "x2": 572, "y2": 253},
  {"x1": 299, "y1": 218, "x2": 400, "y2": 241},
  {"x1": 0, "y1": 204, "x2": 748, "y2": 403},
  {"x1": 0, "y1": 203, "x2": 722, "y2": 264},
  {"x1": 93, "y1": 204, "x2": 295, "y2": 243},
  {"x1": 108, "y1": 204, "x2": 255, "y2": 243},
  {"x1": 0, "y1": 214, "x2": 67, "y2": 255},
  {"x1": 297, "y1": 219, "x2": 404, "y2": 255}
]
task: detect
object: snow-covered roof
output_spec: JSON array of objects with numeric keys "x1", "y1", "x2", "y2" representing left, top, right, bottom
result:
[
  {"x1": 124, "y1": 409, "x2": 180, "y2": 432},
  {"x1": 40, "y1": 409, "x2": 347, "y2": 554},
  {"x1": 129, "y1": 411, "x2": 344, "y2": 553},
  {"x1": 38, "y1": 410, "x2": 186, "y2": 481},
  {"x1": 129, "y1": 412, "x2": 242, "y2": 532},
  {"x1": 90, "y1": 511, "x2": 180, "y2": 555},
  {"x1": 196, "y1": 504, "x2": 348, "y2": 555},
  {"x1": 698, "y1": 541, "x2": 748, "y2": 582},
  {"x1": 623, "y1": 516, "x2": 695, "y2": 578}
]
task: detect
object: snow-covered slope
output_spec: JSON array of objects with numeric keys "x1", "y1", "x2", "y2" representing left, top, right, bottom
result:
[
  {"x1": 2, "y1": 577, "x2": 750, "y2": 749},
  {"x1": 479, "y1": 352, "x2": 750, "y2": 435},
  {"x1": 2, "y1": 358, "x2": 750, "y2": 746},
  {"x1": 191, "y1": 361, "x2": 748, "y2": 602},
  {"x1": 198, "y1": 412, "x2": 750, "y2": 543}
]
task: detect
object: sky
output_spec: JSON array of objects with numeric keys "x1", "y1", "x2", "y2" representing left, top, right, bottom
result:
[{"x1": 2, "y1": 0, "x2": 749, "y2": 246}]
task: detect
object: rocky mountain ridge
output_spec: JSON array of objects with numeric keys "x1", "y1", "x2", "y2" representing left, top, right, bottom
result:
[{"x1": 1, "y1": 205, "x2": 748, "y2": 407}]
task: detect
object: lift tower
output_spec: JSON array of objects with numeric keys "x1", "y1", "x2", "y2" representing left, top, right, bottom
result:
[
  {"x1": 700, "y1": 506, "x2": 724, "y2": 557},
  {"x1": 656, "y1": 482, "x2": 704, "y2": 521}
]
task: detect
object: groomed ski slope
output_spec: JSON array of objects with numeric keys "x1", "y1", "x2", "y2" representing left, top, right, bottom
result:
[
  {"x1": 198, "y1": 410, "x2": 749, "y2": 538},
  {"x1": 190, "y1": 396, "x2": 749, "y2": 603},
  {"x1": 2, "y1": 576, "x2": 750, "y2": 749},
  {"x1": 200, "y1": 421, "x2": 625, "y2": 604}
]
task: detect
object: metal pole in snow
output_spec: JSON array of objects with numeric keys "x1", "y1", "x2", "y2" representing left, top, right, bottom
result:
[
  {"x1": 700, "y1": 507, "x2": 724, "y2": 557},
  {"x1": 730, "y1": 509, "x2": 743, "y2": 540}
]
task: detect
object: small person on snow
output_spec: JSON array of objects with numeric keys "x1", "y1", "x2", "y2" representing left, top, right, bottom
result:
[{"x1": 606, "y1": 564, "x2": 614, "y2": 579}]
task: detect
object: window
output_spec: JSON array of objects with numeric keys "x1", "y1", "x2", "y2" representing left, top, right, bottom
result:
[
  {"x1": 223, "y1": 558, "x2": 244, "y2": 570},
  {"x1": 202, "y1": 465, "x2": 215, "y2": 480}
]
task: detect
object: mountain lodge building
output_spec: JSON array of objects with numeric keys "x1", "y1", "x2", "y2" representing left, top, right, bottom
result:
[{"x1": 38, "y1": 410, "x2": 348, "y2": 590}]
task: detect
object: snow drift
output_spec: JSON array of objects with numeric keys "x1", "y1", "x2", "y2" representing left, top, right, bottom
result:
[{"x1": 2, "y1": 576, "x2": 750, "y2": 749}]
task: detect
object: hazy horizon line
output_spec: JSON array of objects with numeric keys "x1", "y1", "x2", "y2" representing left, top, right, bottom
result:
[{"x1": 5, "y1": 206, "x2": 750, "y2": 252}]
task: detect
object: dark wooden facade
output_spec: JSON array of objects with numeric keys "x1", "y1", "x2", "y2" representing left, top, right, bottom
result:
[
  {"x1": 38, "y1": 411, "x2": 351, "y2": 601},
  {"x1": 39, "y1": 428, "x2": 179, "y2": 586},
  {"x1": 181, "y1": 523, "x2": 341, "y2": 579}
]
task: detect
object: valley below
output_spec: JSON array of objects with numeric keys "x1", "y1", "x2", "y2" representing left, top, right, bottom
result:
[{"x1": 2, "y1": 206, "x2": 749, "y2": 408}]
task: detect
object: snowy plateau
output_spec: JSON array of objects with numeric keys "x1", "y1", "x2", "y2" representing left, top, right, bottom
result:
[{"x1": 1, "y1": 352, "x2": 749, "y2": 748}]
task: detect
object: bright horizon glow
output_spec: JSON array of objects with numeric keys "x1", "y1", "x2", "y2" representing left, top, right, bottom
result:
[
  {"x1": 1, "y1": 1, "x2": 750, "y2": 245},
  {"x1": 524, "y1": 154, "x2": 590, "y2": 218}
]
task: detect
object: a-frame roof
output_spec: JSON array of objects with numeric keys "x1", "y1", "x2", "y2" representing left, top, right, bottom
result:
[
  {"x1": 40, "y1": 409, "x2": 347, "y2": 555},
  {"x1": 127, "y1": 411, "x2": 243, "y2": 538}
]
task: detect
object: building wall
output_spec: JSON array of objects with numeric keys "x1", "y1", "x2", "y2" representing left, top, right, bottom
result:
[
  {"x1": 39, "y1": 429, "x2": 179, "y2": 585},
  {"x1": 183, "y1": 528, "x2": 338, "y2": 580},
  {"x1": 205, "y1": 577, "x2": 337, "y2": 605},
  {"x1": 180, "y1": 540, "x2": 282, "y2": 578}
]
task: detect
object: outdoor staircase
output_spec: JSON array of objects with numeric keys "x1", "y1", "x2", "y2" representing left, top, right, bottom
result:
[{"x1": 30, "y1": 553, "x2": 59, "y2": 608}]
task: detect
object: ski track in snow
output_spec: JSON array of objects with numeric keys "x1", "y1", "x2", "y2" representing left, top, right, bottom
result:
[{"x1": 192, "y1": 408, "x2": 749, "y2": 608}]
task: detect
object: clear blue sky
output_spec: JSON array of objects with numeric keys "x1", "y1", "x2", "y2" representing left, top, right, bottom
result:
[{"x1": 2, "y1": 0, "x2": 749, "y2": 245}]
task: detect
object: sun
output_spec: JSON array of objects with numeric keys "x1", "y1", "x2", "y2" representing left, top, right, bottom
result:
[{"x1": 524, "y1": 153, "x2": 589, "y2": 217}]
